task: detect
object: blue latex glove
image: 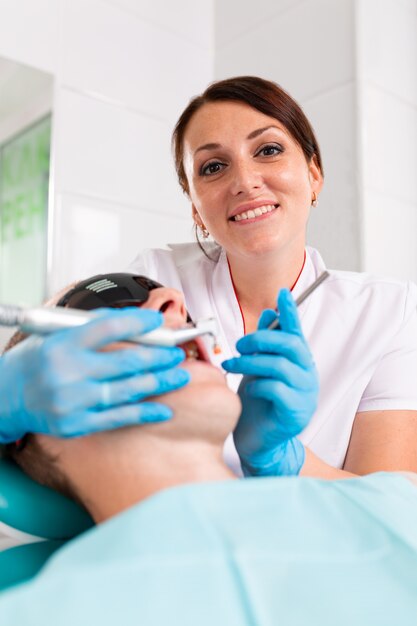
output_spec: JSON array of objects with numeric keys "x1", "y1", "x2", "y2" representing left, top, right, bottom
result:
[
  {"x1": 222, "y1": 289, "x2": 318, "y2": 476},
  {"x1": 0, "y1": 308, "x2": 190, "y2": 443}
]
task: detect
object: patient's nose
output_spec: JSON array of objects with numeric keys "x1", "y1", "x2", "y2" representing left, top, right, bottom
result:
[{"x1": 143, "y1": 288, "x2": 188, "y2": 328}]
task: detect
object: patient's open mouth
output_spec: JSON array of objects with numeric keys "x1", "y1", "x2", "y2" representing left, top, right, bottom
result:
[{"x1": 181, "y1": 338, "x2": 208, "y2": 362}]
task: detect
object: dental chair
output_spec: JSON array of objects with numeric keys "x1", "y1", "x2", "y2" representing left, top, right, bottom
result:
[{"x1": 0, "y1": 457, "x2": 93, "y2": 592}]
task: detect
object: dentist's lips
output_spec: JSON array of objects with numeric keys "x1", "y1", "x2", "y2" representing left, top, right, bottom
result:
[{"x1": 229, "y1": 203, "x2": 279, "y2": 223}]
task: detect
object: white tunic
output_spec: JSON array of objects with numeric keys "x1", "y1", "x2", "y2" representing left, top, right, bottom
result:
[{"x1": 128, "y1": 244, "x2": 417, "y2": 471}]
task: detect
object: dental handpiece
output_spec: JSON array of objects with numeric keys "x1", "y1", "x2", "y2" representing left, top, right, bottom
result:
[
  {"x1": 0, "y1": 303, "x2": 219, "y2": 348},
  {"x1": 267, "y1": 271, "x2": 330, "y2": 330}
]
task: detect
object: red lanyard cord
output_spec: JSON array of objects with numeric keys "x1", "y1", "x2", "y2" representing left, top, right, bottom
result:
[{"x1": 227, "y1": 249, "x2": 306, "y2": 335}]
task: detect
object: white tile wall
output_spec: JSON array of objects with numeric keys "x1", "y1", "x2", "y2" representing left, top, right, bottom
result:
[
  {"x1": 363, "y1": 85, "x2": 417, "y2": 206},
  {"x1": 357, "y1": 0, "x2": 417, "y2": 279},
  {"x1": 362, "y1": 189, "x2": 417, "y2": 282},
  {"x1": 214, "y1": 0, "x2": 355, "y2": 102},
  {"x1": 358, "y1": 0, "x2": 417, "y2": 106},
  {"x1": 215, "y1": 0, "x2": 299, "y2": 48},
  {"x1": 51, "y1": 192, "x2": 194, "y2": 292},
  {"x1": 61, "y1": 0, "x2": 212, "y2": 125},
  {"x1": 393, "y1": 0, "x2": 417, "y2": 14},
  {"x1": 104, "y1": 0, "x2": 213, "y2": 49},
  {"x1": 305, "y1": 83, "x2": 361, "y2": 270},
  {"x1": 53, "y1": 88, "x2": 186, "y2": 216},
  {"x1": 0, "y1": 0, "x2": 60, "y2": 73}
]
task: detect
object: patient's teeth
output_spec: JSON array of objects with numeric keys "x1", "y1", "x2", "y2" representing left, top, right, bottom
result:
[
  {"x1": 186, "y1": 346, "x2": 198, "y2": 359},
  {"x1": 261, "y1": 206, "x2": 268, "y2": 213},
  {"x1": 254, "y1": 207, "x2": 263, "y2": 216},
  {"x1": 247, "y1": 209, "x2": 256, "y2": 218}
]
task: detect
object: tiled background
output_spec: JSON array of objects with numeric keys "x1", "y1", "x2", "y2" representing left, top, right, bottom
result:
[
  {"x1": 0, "y1": 0, "x2": 416, "y2": 297},
  {"x1": 0, "y1": 0, "x2": 212, "y2": 301},
  {"x1": 358, "y1": 0, "x2": 417, "y2": 277}
]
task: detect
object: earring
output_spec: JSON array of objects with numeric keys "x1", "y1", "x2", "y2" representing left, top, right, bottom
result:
[
  {"x1": 200, "y1": 224, "x2": 210, "y2": 239},
  {"x1": 195, "y1": 217, "x2": 209, "y2": 239},
  {"x1": 311, "y1": 192, "x2": 318, "y2": 207}
]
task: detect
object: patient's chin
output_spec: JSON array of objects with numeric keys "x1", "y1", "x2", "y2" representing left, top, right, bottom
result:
[
  {"x1": 153, "y1": 362, "x2": 241, "y2": 442},
  {"x1": 160, "y1": 361, "x2": 231, "y2": 408},
  {"x1": 182, "y1": 359, "x2": 226, "y2": 382}
]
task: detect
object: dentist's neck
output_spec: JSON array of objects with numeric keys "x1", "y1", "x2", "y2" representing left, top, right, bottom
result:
[{"x1": 227, "y1": 238, "x2": 305, "y2": 332}]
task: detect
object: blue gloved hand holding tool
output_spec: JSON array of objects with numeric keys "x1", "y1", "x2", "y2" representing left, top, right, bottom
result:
[
  {"x1": 222, "y1": 288, "x2": 319, "y2": 476},
  {"x1": 0, "y1": 308, "x2": 189, "y2": 443}
]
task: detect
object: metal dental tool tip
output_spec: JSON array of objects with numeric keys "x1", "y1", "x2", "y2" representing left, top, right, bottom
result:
[
  {"x1": 267, "y1": 271, "x2": 330, "y2": 331},
  {"x1": 133, "y1": 317, "x2": 220, "y2": 347},
  {"x1": 294, "y1": 271, "x2": 330, "y2": 307}
]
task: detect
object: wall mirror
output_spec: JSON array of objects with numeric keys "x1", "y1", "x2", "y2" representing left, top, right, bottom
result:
[
  {"x1": 0, "y1": 57, "x2": 53, "y2": 308},
  {"x1": 0, "y1": 57, "x2": 53, "y2": 348}
]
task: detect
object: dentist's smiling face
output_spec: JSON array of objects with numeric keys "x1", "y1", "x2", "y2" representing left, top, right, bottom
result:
[{"x1": 182, "y1": 100, "x2": 323, "y2": 260}]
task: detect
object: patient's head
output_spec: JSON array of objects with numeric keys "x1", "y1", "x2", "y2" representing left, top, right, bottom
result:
[{"x1": 7, "y1": 274, "x2": 240, "y2": 520}]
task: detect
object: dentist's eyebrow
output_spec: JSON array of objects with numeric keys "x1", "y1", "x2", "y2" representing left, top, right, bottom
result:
[
  {"x1": 194, "y1": 126, "x2": 282, "y2": 155},
  {"x1": 246, "y1": 125, "x2": 281, "y2": 140},
  {"x1": 194, "y1": 142, "x2": 221, "y2": 155}
]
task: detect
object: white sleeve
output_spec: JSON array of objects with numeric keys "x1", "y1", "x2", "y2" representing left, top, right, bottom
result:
[{"x1": 358, "y1": 281, "x2": 417, "y2": 412}]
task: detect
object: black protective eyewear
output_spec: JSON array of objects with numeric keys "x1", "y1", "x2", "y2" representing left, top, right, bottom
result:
[{"x1": 57, "y1": 273, "x2": 165, "y2": 310}]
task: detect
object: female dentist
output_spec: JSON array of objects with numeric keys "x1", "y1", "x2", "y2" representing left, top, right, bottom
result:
[{"x1": 128, "y1": 75, "x2": 417, "y2": 479}]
